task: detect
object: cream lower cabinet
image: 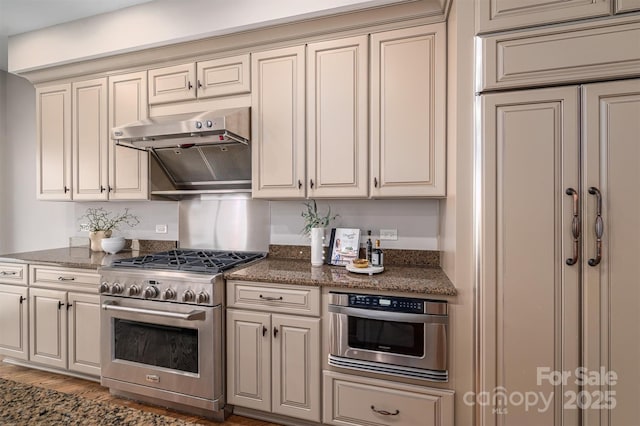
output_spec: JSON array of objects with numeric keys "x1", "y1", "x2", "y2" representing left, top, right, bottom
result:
[
  {"x1": 28, "y1": 266, "x2": 101, "y2": 377},
  {"x1": 226, "y1": 281, "x2": 321, "y2": 422},
  {"x1": 323, "y1": 371, "x2": 454, "y2": 426},
  {"x1": 0, "y1": 263, "x2": 29, "y2": 360},
  {"x1": 370, "y1": 23, "x2": 446, "y2": 197},
  {"x1": 480, "y1": 79, "x2": 640, "y2": 425}
]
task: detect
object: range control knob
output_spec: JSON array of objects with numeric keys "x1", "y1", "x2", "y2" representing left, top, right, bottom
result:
[
  {"x1": 196, "y1": 291, "x2": 210, "y2": 304},
  {"x1": 195, "y1": 121, "x2": 203, "y2": 129},
  {"x1": 144, "y1": 286, "x2": 159, "y2": 299},
  {"x1": 162, "y1": 288, "x2": 176, "y2": 300},
  {"x1": 110, "y1": 283, "x2": 123, "y2": 294},
  {"x1": 127, "y1": 285, "x2": 140, "y2": 297},
  {"x1": 206, "y1": 120, "x2": 213, "y2": 128},
  {"x1": 182, "y1": 289, "x2": 196, "y2": 303},
  {"x1": 99, "y1": 282, "x2": 110, "y2": 294}
]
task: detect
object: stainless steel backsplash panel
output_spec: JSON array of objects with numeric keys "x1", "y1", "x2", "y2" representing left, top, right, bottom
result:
[{"x1": 178, "y1": 196, "x2": 270, "y2": 251}]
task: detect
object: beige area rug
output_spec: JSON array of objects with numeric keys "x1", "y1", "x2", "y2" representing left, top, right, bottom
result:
[{"x1": 0, "y1": 377, "x2": 200, "y2": 425}]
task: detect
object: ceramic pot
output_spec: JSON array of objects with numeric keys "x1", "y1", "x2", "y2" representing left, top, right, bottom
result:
[
  {"x1": 89, "y1": 230, "x2": 112, "y2": 252},
  {"x1": 310, "y1": 227, "x2": 325, "y2": 267}
]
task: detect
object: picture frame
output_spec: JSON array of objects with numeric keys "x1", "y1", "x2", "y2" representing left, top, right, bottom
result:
[{"x1": 328, "y1": 228, "x2": 361, "y2": 266}]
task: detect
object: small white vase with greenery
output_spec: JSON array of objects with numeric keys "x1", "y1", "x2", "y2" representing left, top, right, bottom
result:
[
  {"x1": 79, "y1": 208, "x2": 140, "y2": 251},
  {"x1": 301, "y1": 200, "x2": 338, "y2": 266}
]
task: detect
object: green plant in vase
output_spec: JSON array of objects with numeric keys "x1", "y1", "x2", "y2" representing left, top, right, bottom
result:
[
  {"x1": 301, "y1": 200, "x2": 338, "y2": 266},
  {"x1": 79, "y1": 207, "x2": 140, "y2": 251}
]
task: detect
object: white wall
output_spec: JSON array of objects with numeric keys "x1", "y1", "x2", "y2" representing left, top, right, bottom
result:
[
  {"x1": 0, "y1": 70, "x2": 6, "y2": 253},
  {"x1": 3, "y1": 73, "x2": 75, "y2": 253},
  {"x1": 8, "y1": 0, "x2": 404, "y2": 72},
  {"x1": 271, "y1": 199, "x2": 439, "y2": 250}
]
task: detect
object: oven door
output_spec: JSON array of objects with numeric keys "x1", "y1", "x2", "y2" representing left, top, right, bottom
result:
[
  {"x1": 100, "y1": 296, "x2": 221, "y2": 403},
  {"x1": 328, "y1": 304, "x2": 448, "y2": 381}
]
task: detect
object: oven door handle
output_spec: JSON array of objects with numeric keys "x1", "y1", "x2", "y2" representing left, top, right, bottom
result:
[
  {"x1": 328, "y1": 304, "x2": 448, "y2": 324},
  {"x1": 102, "y1": 301, "x2": 206, "y2": 321}
]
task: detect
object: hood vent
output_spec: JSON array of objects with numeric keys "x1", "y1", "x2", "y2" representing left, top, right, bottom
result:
[{"x1": 112, "y1": 108, "x2": 252, "y2": 198}]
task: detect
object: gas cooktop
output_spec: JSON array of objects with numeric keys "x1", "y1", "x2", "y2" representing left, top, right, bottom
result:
[{"x1": 109, "y1": 249, "x2": 266, "y2": 274}]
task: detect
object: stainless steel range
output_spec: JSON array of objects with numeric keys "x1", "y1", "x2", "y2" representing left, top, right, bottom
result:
[{"x1": 99, "y1": 249, "x2": 265, "y2": 420}]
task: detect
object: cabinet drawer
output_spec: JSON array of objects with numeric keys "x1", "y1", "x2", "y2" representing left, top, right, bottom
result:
[
  {"x1": 227, "y1": 281, "x2": 320, "y2": 316},
  {"x1": 323, "y1": 371, "x2": 454, "y2": 426},
  {"x1": 30, "y1": 265, "x2": 99, "y2": 292},
  {"x1": 0, "y1": 262, "x2": 28, "y2": 285}
]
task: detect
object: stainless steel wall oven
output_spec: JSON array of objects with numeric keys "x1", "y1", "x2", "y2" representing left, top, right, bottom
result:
[{"x1": 328, "y1": 292, "x2": 448, "y2": 382}]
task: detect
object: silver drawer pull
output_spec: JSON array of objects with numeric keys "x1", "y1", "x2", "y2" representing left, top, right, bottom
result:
[
  {"x1": 370, "y1": 405, "x2": 399, "y2": 416},
  {"x1": 0, "y1": 271, "x2": 17, "y2": 276},
  {"x1": 259, "y1": 294, "x2": 283, "y2": 301},
  {"x1": 58, "y1": 276, "x2": 76, "y2": 281}
]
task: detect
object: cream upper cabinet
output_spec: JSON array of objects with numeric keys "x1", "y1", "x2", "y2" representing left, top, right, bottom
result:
[
  {"x1": 476, "y1": 0, "x2": 612, "y2": 34},
  {"x1": 307, "y1": 36, "x2": 369, "y2": 198},
  {"x1": 108, "y1": 71, "x2": 149, "y2": 200},
  {"x1": 72, "y1": 78, "x2": 108, "y2": 201},
  {"x1": 480, "y1": 86, "x2": 581, "y2": 426},
  {"x1": 36, "y1": 83, "x2": 72, "y2": 200},
  {"x1": 370, "y1": 23, "x2": 446, "y2": 197},
  {"x1": 149, "y1": 54, "x2": 250, "y2": 105},
  {"x1": 251, "y1": 46, "x2": 306, "y2": 199}
]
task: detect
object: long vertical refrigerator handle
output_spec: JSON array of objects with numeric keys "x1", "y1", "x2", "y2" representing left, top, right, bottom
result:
[
  {"x1": 588, "y1": 187, "x2": 603, "y2": 266},
  {"x1": 565, "y1": 188, "x2": 580, "y2": 266}
]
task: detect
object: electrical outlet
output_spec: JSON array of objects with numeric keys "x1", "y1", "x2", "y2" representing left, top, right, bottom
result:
[
  {"x1": 80, "y1": 223, "x2": 90, "y2": 232},
  {"x1": 155, "y1": 224, "x2": 168, "y2": 234},
  {"x1": 379, "y1": 229, "x2": 398, "y2": 240}
]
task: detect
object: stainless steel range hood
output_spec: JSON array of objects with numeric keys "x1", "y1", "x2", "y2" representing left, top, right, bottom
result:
[{"x1": 112, "y1": 108, "x2": 252, "y2": 198}]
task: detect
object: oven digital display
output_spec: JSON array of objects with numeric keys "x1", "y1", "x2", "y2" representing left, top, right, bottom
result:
[{"x1": 378, "y1": 298, "x2": 391, "y2": 307}]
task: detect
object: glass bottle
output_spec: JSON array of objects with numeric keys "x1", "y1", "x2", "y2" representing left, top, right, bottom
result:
[
  {"x1": 365, "y1": 230, "x2": 373, "y2": 262},
  {"x1": 371, "y1": 239, "x2": 384, "y2": 267}
]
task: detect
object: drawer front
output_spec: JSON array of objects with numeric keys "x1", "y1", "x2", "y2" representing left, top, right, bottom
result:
[
  {"x1": 227, "y1": 281, "x2": 320, "y2": 316},
  {"x1": 0, "y1": 262, "x2": 28, "y2": 285},
  {"x1": 323, "y1": 371, "x2": 454, "y2": 426},
  {"x1": 30, "y1": 265, "x2": 99, "y2": 292}
]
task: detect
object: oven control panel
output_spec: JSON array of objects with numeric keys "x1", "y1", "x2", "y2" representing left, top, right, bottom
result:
[{"x1": 343, "y1": 293, "x2": 447, "y2": 315}]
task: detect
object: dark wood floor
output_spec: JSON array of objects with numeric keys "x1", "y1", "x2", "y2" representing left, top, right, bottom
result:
[{"x1": 0, "y1": 358, "x2": 280, "y2": 426}]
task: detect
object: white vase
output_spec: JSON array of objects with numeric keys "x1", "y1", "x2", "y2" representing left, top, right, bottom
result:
[
  {"x1": 310, "y1": 227, "x2": 325, "y2": 267},
  {"x1": 89, "y1": 230, "x2": 112, "y2": 252}
]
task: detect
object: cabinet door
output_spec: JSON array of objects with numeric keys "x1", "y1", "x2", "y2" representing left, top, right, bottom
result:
[
  {"x1": 480, "y1": 87, "x2": 581, "y2": 426},
  {"x1": 251, "y1": 46, "x2": 306, "y2": 199},
  {"x1": 148, "y1": 63, "x2": 196, "y2": 105},
  {"x1": 72, "y1": 78, "x2": 108, "y2": 201},
  {"x1": 370, "y1": 24, "x2": 446, "y2": 197},
  {"x1": 227, "y1": 309, "x2": 271, "y2": 412},
  {"x1": 108, "y1": 71, "x2": 149, "y2": 200},
  {"x1": 67, "y1": 292, "x2": 101, "y2": 376},
  {"x1": 476, "y1": 0, "x2": 612, "y2": 34},
  {"x1": 582, "y1": 79, "x2": 640, "y2": 426},
  {"x1": 271, "y1": 314, "x2": 320, "y2": 422},
  {"x1": 197, "y1": 54, "x2": 250, "y2": 98},
  {"x1": 36, "y1": 83, "x2": 72, "y2": 200},
  {"x1": 616, "y1": 0, "x2": 640, "y2": 12},
  {"x1": 29, "y1": 288, "x2": 67, "y2": 369},
  {"x1": 0, "y1": 284, "x2": 28, "y2": 360},
  {"x1": 307, "y1": 36, "x2": 368, "y2": 198}
]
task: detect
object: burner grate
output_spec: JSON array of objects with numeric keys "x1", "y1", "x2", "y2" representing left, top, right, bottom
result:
[{"x1": 110, "y1": 249, "x2": 266, "y2": 273}]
